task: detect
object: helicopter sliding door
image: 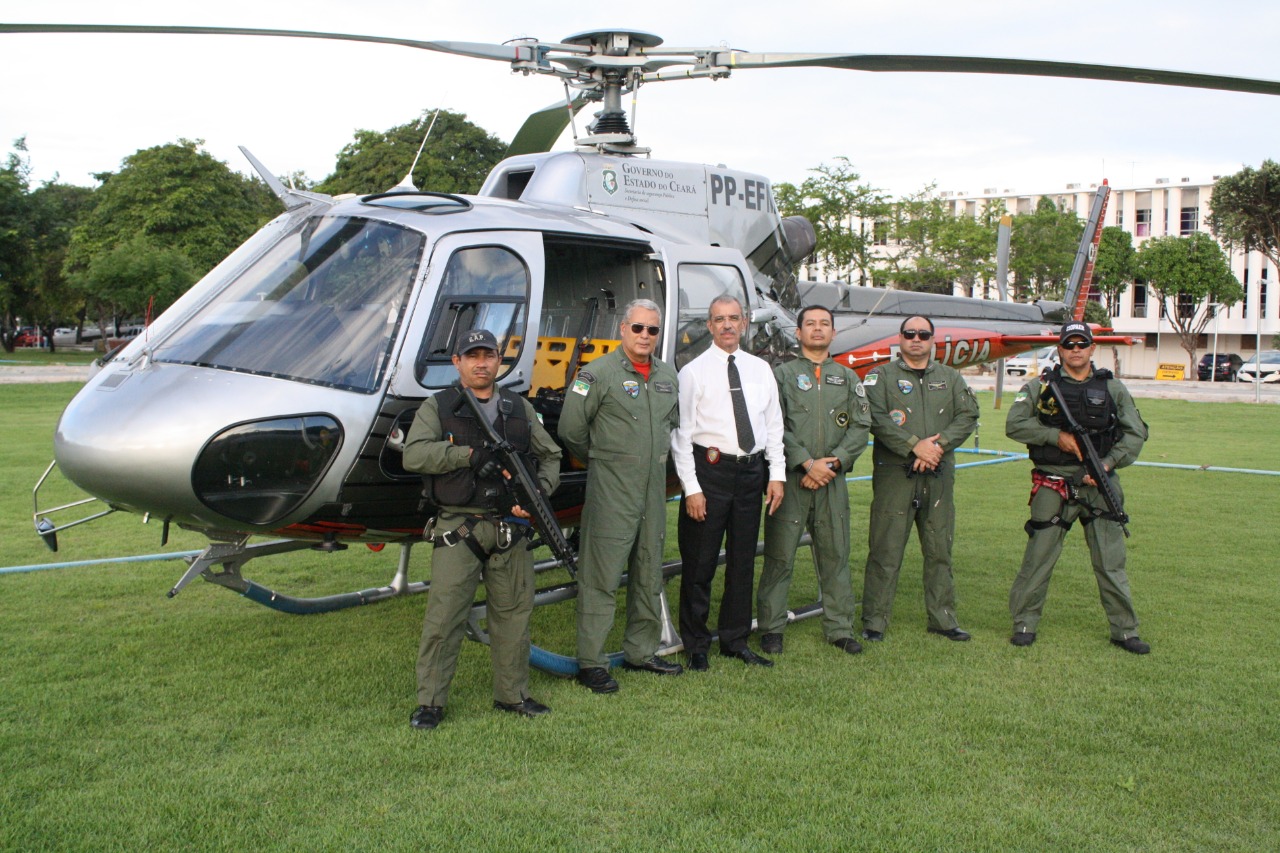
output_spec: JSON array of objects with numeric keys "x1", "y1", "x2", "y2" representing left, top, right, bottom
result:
[
  {"x1": 659, "y1": 246, "x2": 756, "y2": 370},
  {"x1": 390, "y1": 231, "x2": 544, "y2": 397}
]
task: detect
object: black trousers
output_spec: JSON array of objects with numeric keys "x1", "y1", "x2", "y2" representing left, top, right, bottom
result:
[{"x1": 678, "y1": 452, "x2": 766, "y2": 653}]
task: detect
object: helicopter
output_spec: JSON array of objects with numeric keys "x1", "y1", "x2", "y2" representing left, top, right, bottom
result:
[{"x1": 10, "y1": 23, "x2": 1280, "y2": 651}]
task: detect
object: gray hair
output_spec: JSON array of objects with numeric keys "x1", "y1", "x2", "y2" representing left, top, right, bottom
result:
[
  {"x1": 623, "y1": 298, "x2": 663, "y2": 325},
  {"x1": 707, "y1": 293, "x2": 744, "y2": 320}
]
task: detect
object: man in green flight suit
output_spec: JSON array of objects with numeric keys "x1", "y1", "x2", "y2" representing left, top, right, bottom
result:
[
  {"x1": 1005, "y1": 321, "x2": 1150, "y2": 654},
  {"x1": 560, "y1": 298, "x2": 684, "y2": 694},
  {"x1": 402, "y1": 329, "x2": 562, "y2": 730},
  {"x1": 861, "y1": 315, "x2": 979, "y2": 642},
  {"x1": 758, "y1": 305, "x2": 871, "y2": 656}
]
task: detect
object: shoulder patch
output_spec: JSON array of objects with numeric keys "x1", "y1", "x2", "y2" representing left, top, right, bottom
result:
[
  {"x1": 1014, "y1": 391, "x2": 1028, "y2": 403},
  {"x1": 855, "y1": 382, "x2": 867, "y2": 398},
  {"x1": 577, "y1": 370, "x2": 597, "y2": 385},
  {"x1": 571, "y1": 378, "x2": 591, "y2": 396},
  {"x1": 863, "y1": 372, "x2": 879, "y2": 387}
]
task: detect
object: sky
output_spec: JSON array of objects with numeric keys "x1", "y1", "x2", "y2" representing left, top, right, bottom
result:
[{"x1": 3, "y1": 0, "x2": 1279, "y2": 198}]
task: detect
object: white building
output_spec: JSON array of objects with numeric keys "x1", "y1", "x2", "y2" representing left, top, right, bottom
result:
[
  {"x1": 799, "y1": 176, "x2": 1279, "y2": 378},
  {"x1": 941, "y1": 178, "x2": 1278, "y2": 378}
]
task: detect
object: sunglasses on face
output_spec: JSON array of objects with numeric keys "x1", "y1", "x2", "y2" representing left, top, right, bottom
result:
[
  {"x1": 1060, "y1": 340, "x2": 1092, "y2": 351},
  {"x1": 629, "y1": 323, "x2": 660, "y2": 336},
  {"x1": 901, "y1": 329, "x2": 933, "y2": 341}
]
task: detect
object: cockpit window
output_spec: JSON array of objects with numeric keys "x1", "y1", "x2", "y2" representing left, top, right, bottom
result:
[
  {"x1": 416, "y1": 246, "x2": 530, "y2": 388},
  {"x1": 153, "y1": 215, "x2": 424, "y2": 392}
]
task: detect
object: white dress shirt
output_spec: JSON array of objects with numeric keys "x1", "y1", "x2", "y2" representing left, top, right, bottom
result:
[{"x1": 672, "y1": 343, "x2": 786, "y2": 495}]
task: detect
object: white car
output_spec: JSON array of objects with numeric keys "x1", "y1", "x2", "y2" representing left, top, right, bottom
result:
[
  {"x1": 1004, "y1": 346, "x2": 1059, "y2": 377},
  {"x1": 1237, "y1": 350, "x2": 1280, "y2": 383}
]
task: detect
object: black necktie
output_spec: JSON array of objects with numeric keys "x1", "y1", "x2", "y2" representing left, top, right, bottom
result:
[{"x1": 727, "y1": 354, "x2": 756, "y2": 454}]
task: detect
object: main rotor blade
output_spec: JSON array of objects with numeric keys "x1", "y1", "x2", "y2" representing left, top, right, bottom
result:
[
  {"x1": 0, "y1": 23, "x2": 533, "y2": 63},
  {"x1": 507, "y1": 95, "x2": 590, "y2": 157},
  {"x1": 714, "y1": 52, "x2": 1280, "y2": 97}
]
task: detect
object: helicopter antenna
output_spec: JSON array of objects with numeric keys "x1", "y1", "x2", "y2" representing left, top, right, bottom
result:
[{"x1": 395, "y1": 106, "x2": 444, "y2": 192}]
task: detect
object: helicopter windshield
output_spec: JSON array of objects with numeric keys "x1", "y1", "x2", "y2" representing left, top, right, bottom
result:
[{"x1": 154, "y1": 216, "x2": 425, "y2": 392}]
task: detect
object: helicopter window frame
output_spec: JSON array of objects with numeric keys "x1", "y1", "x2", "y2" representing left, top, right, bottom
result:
[
  {"x1": 415, "y1": 244, "x2": 532, "y2": 389},
  {"x1": 672, "y1": 261, "x2": 750, "y2": 368}
]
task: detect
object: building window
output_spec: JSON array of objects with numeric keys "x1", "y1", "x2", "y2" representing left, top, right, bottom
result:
[
  {"x1": 1263, "y1": 269, "x2": 1270, "y2": 319},
  {"x1": 873, "y1": 221, "x2": 888, "y2": 247},
  {"x1": 1135, "y1": 208, "x2": 1151, "y2": 237},
  {"x1": 1132, "y1": 283, "x2": 1147, "y2": 318},
  {"x1": 1180, "y1": 207, "x2": 1199, "y2": 235},
  {"x1": 1243, "y1": 270, "x2": 1249, "y2": 319}
]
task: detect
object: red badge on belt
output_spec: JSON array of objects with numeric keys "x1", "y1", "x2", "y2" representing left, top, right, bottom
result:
[{"x1": 706, "y1": 447, "x2": 721, "y2": 464}]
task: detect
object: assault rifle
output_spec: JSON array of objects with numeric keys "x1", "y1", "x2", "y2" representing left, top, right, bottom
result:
[
  {"x1": 1042, "y1": 374, "x2": 1130, "y2": 537},
  {"x1": 458, "y1": 387, "x2": 579, "y2": 576}
]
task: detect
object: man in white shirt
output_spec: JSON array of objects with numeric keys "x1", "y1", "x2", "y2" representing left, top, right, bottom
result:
[{"x1": 672, "y1": 295, "x2": 785, "y2": 669}]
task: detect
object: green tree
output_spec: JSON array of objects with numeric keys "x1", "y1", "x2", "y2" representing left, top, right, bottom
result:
[
  {"x1": 77, "y1": 235, "x2": 196, "y2": 335},
  {"x1": 26, "y1": 181, "x2": 96, "y2": 348},
  {"x1": 315, "y1": 109, "x2": 507, "y2": 196},
  {"x1": 66, "y1": 139, "x2": 277, "y2": 278},
  {"x1": 774, "y1": 157, "x2": 887, "y2": 284},
  {"x1": 1136, "y1": 232, "x2": 1243, "y2": 371},
  {"x1": 1009, "y1": 197, "x2": 1082, "y2": 301},
  {"x1": 1093, "y1": 226, "x2": 1136, "y2": 316},
  {"x1": 877, "y1": 185, "x2": 996, "y2": 294},
  {"x1": 1207, "y1": 160, "x2": 1280, "y2": 273},
  {"x1": 0, "y1": 139, "x2": 32, "y2": 351}
]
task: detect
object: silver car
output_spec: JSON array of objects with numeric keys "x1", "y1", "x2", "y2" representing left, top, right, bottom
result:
[{"x1": 1237, "y1": 350, "x2": 1280, "y2": 383}]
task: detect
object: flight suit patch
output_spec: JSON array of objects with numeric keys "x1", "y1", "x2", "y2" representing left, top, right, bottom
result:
[
  {"x1": 653, "y1": 381, "x2": 674, "y2": 393},
  {"x1": 864, "y1": 372, "x2": 879, "y2": 386},
  {"x1": 889, "y1": 409, "x2": 907, "y2": 426},
  {"x1": 578, "y1": 370, "x2": 596, "y2": 384},
  {"x1": 796, "y1": 374, "x2": 813, "y2": 391},
  {"x1": 572, "y1": 379, "x2": 591, "y2": 396},
  {"x1": 855, "y1": 382, "x2": 867, "y2": 398},
  {"x1": 825, "y1": 374, "x2": 846, "y2": 385},
  {"x1": 835, "y1": 411, "x2": 850, "y2": 427},
  {"x1": 623, "y1": 380, "x2": 640, "y2": 399},
  {"x1": 928, "y1": 381, "x2": 947, "y2": 391},
  {"x1": 898, "y1": 380, "x2": 914, "y2": 394},
  {"x1": 1015, "y1": 391, "x2": 1028, "y2": 403}
]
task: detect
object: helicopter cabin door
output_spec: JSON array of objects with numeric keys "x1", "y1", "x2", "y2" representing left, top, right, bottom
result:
[
  {"x1": 659, "y1": 246, "x2": 756, "y2": 371},
  {"x1": 390, "y1": 231, "x2": 544, "y2": 397}
]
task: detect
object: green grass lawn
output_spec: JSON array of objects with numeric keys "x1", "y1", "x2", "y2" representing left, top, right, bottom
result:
[
  {"x1": 1, "y1": 384, "x2": 1277, "y2": 850},
  {"x1": 0, "y1": 348, "x2": 100, "y2": 366}
]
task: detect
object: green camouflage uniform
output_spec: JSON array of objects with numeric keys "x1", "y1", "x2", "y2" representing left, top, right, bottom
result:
[
  {"x1": 1005, "y1": 368, "x2": 1148, "y2": 640},
  {"x1": 559, "y1": 349, "x2": 680, "y2": 669},
  {"x1": 402, "y1": 392, "x2": 561, "y2": 708},
  {"x1": 862, "y1": 357, "x2": 979, "y2": 633},
  {"x1": 759, "y1": 355, "x2": 871, "y2": 642}
]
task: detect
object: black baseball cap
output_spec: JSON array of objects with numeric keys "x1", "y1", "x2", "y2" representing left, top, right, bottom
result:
[
  {"x1": 1058, "y1": 322, "x2": 1094, "y2": 345},
  {"x1": 456, "y1": 329, "x2": 499, "y2": 355}
]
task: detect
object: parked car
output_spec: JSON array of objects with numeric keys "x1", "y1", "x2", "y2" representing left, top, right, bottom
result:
[
  {"x1": 1237, "y1": 350, "x2": 1280, "y2": 383},
  {"x1": 1004, "y1": 346, "x2": 1059, "y2": 377},
  {"x1": 1197, "y1": 352, "x2": 1244, "y2": 381},
  {"x1": 14, "y1": 327, "x2": 43, "y2": 347}
]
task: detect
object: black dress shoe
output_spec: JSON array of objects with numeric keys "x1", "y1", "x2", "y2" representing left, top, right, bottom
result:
[
  {"x1": 720, "y1": 647, "x2": 774, "y2": 667},
  {"x1": 494, "y1": 697, "x2": 551, "y2": 717},
  {"x1": 928, "y1": 626, "x2": 972, "y2": 641},
  {"x1": 1011, "y1": 631, "x2": 1037, "y2": 647},
  {"x1": 410, "y1": 705, "x2": 444, "y2": 730},
  {"x1": 576, "y1": 666, "x2": 620, "y2": 694},
  {"x1": 861, "y1": 629, "x2": 884, "y2": 642},
  {"x1": 832, "y1": 637, "x2": 863, "y2": 655},
  {"x1": 622, "y1": 656, "x2": 685, "y2": 675},
  {"x1": 687, "y1": 652, "x2": 710, "y2": 671},
  {"x1": 1111, "y1": 636, "x2": 1150, "y2": 655}
]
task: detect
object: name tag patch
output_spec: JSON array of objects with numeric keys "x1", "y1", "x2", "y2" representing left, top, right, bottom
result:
[
  {"x1": 928, "y1": 381, "x2": 948, "y2": 391},
  {"x1": 653, "y1": 381, "x2": 674, "y2": 393},
  {"x1": 825, "y1": 374, "x2": 846, "y2": 386}
]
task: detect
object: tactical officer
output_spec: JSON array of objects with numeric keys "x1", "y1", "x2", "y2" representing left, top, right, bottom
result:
[
  {"x1": 402, "y1": 329, "x2": 562, "y2": 730},
  {"x1": 560, "y1": 299, "x2": 684, "y2": 694},
  {"x1": 861, "y1": 316, "x2": 979, "y2": 642},
  {"x1": 758, "y1": 305, "x2": 871, "y2": 656},
  {"x1": 1005, "y1": 322, "x2": 1150, "y2": 654}
]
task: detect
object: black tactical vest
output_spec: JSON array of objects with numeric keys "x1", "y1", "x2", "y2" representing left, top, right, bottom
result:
[
  {"x1": 1029, "y1": 367, "x2": 1120, "y2": 466},
  {"x1": 426, "y1": 385, "x2": 532, "y2": 509}
]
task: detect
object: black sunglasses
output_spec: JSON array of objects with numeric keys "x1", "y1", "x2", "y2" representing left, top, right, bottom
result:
[
  {"x1": 901, "y1": 329, "x2": 933, "y2": 341},
  {"x1": 628, "y1": 323, "x2": 660, "y2": 336},
  {"x1": 1060, "y1": 340, "x2": 1092, "y2": 350}
]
